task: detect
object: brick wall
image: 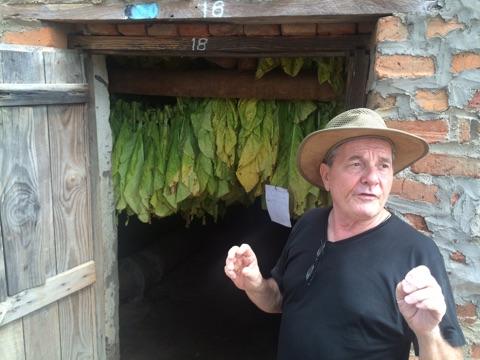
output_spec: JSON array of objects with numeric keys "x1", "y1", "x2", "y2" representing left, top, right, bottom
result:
[{"x1": 368, "y1": 2, "x2": 480, "y2": 358}]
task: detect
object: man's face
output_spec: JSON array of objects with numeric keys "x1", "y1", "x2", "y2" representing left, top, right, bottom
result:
[{"x1": 319, "y1": 137, "x2": 394, "y2": 222}]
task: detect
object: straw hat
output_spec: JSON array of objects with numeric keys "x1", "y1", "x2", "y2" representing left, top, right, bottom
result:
[{"x1": 297, "y1": 108, "x2": 429, "y2": 189}]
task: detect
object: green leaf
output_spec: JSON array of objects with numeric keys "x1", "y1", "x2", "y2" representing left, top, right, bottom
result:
[
  {"x1": 281, "y1": 57, "x2": 304, "y2": 77},
  {"x1": 255, "y1": 58, "x2": 280, "y2": 79}
]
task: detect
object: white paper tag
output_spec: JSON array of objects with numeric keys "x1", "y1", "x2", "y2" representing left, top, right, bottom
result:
[{"x1": 265, "y1": 185, "x2": 291, "y2": 227}]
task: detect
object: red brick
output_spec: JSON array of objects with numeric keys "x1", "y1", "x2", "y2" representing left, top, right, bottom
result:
[
  {"x1": 367, "y1": 92, "x2": 396, "y2": 109},
  {"x1": 147, "y1": 24, "x2": 178, "y2": 37},
  {"x1": 426, "y1": 16, "x2": 464, "y2": 38},
  {"x1": 209, "y1": 24, "x2": 243, "y2": 36},
  {"x1": 282, "y1": 23, "x2": 317, "y2": 36},
  {"x1": 450, "y1": 192, "x2": 460, "y2": 206},
  {"x1": 472, "y1": 344, "x2": 480, "y2": 359},
  {"x1": 317, "y1": 23, "x2": 356, "y2": 36},
  {"x1": 2, "y1": 26, "x2": 67, "y2": 48},
  {"x1": 415, "y1": 89, "x2": 449, "y2": 112},
  {"x1": 404, "y1": 214, "x2": 430, "y2": 232},
  {"x1": 385, "y1": 120, "x2": 448, "y2": 144},
  {"x1": 468, "y1": 90, "x2": 480, "y2": 110},
  {"x1": 117, "y1": 24, "x2": 146, "y2": 36},
  {"x1": 376, "y1": 16, "x2": 408, "y2": 42},
  {"x1": 244, "y1": 24, "x2": 280, "y2": 36},
  {"x1": 357, "y1": 22, "x2": 375, "y2": 34},
  {"x1": 391, "y1": 179, "x2": 438, "y2": 203},
  {"x1": 459, "y1": 118, "x2": 471, "y2": 143},
  {"x1": 451, "y1": 52, "x2": 480, "y2": 73},
  {"x1": 450, "y1": 251, "x2": 466, "y2": 264},
  {"x1": 178, "y1": 23, "x2": 210, "y2": 37},
  {"x1": 375, "y1": 55, "x2": 435, "y2": 79},
  {"x1": 237, "y1": 58, "x2": 257, "y2": 71},
  {"x1": 456, "y1": 302, "x2": 477, "y2": 325},
  {"x1": 86, "y1": 23, "x2": 119, "y2": 35},
  {"x1": 411, "y1": 154, "x2": 480, "y2": 178}
]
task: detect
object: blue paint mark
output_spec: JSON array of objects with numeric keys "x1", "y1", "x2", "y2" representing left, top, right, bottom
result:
[{"x1": 124, "y1": 3, "x2": 159, "y2": 20}]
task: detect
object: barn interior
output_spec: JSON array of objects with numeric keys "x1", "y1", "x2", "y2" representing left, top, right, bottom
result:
[{"x1": 107, "y1": 53, "x2": 352, "y2": 359}]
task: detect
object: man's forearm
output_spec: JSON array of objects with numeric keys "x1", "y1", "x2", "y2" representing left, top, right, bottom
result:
[
  {"x1": 417, "y1": 327, "x2": 463, "y2": 360},
  {"x1": 245, "y1": 277, "x2": 283, "y2": 314}
]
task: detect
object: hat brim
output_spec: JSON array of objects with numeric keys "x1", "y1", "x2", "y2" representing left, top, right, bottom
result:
[{"x1": 297, "y1": 127, "x2": 429, "y2": 189}]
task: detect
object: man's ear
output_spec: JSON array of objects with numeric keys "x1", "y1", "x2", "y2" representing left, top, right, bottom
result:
[{"x1": 319, "y1": 163, "x2": 330, "y2": 191}]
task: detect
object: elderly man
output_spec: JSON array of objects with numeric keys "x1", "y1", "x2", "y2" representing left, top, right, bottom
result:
[{"x1": 225, "y1": 108, "x2": 465, "y2": 360}]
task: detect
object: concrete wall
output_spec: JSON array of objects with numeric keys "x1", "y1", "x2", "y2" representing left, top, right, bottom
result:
[{"x1": 368, "y1": 1, "x2": 480, "y2": 358}]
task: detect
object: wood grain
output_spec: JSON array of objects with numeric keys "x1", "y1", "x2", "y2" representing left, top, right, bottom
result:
[
  {"x1": 0, "y1": 83, "x2": 89, "y2": 106},
  {"x1": 1, "y1": 0, "x2": 429, "y2": 23},
  {"x1": 68, "y1": 35, "x2": 371, "y2": 56},
  {"x1": 0, "y1": 320, "x2": 25, "y2": 360},
  {"x1": 345, "y1": 49, "x2": 370, "y2": 108},
  {"x1": 0, "y1": 50, "x2": 51, "y2": 296},
  {"x1": 109, "y1": 67, "x2": 337, "y2": 101},
  {"x1": 0, "y1": 261, "x2": 96, "y2": 327},
  {"x1": 45, "y1": 50, "x2": 97, "y2": 360}
]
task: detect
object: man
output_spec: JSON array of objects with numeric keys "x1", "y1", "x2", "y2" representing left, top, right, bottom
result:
[{"x1": 224, "y1": 108, "x2": 465, "y2": 359}]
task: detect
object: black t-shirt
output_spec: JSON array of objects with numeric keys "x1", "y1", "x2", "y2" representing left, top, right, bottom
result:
[{"x1": 271, "y1": 208, "x2": 465, "y2": 360}]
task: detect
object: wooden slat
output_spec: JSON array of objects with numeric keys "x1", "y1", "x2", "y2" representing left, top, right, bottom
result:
[
  {"x1": 85, "y1": 54, "x2": 117, "y2": 360},
  {"x1": 345, "y1": 49, "x2": 370, "y2": 109},
  {"x1": 23, "y1": 303, "x2": 62, "y2": 360},
  {"x1": 0, "y1": 224, "x2": 6, "y2": 303},
  {"x1": 109, "y1": 67, "x2": 336, "y2": 100},
  {"x1": 0, "y1": 320, "x2": 25, "y2": 360},
  {"x1": 0, "y1": 83, "x2": 89, "y2": 106},
  {"x1": 0, "y1": 50, "x2": 51, "y2": 296},
  {"x1": 69, "y1": 35, "x2": 370, "y2": 56},
  {"x1": 1, "y1": 0, "x2": 429, "y2": 23},
  {"x1": 0, "y1": 261, "x2": 96, "y2": 327},
  {"x1": 45, "y1": 50, "x2": 97, "y2": 360}
]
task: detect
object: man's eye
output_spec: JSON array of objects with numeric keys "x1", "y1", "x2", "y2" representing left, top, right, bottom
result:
[{"x1": 381, "y1": 163, "x2": 391, "y2": 169}]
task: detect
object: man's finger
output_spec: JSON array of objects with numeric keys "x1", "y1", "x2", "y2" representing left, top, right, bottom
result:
[
  {"x1": 404, "y1": 287, "x2": 442, "y2": 305},
  {"x1": 404, "y1": 265, "x2": 436, "y2": 290},
  {"x1": 227, "y1": 246, "x2": 240, "y2": 260}
]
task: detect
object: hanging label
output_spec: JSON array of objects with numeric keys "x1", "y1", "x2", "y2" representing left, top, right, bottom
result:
[
  {"x1": 265, "y1": 185, "x2": 291, "y2": 228},
  {"x1": 124, "y1": 3, "x2": 159, "y2": 20}
]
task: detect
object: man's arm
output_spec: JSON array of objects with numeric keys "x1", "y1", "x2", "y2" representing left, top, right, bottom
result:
[
  {"x1": 225, "y1": 243, "x2": 283, "y2": 313},
  {"x1": 416, "y1": 327, "x2": 463, "y2": 360},
  {"x1": 396, "y1": 266, "x2": 464, "y2": 360}
]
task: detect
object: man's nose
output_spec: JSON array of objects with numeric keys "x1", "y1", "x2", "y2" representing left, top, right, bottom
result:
[{"x1": 361, "y1": 165, "x2": 380, "y2": 185}]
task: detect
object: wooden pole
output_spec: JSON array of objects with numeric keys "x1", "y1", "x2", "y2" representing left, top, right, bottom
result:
[{"x1": 108, "y1": 67, "x2": 337, "y2": 101}]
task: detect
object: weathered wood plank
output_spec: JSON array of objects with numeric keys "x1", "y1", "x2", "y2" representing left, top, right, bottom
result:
[
  {"x1": 109, "y1": 67, "x2": 337, "y2": 101},
  {"x1": 22, "y1": 304, "x2": 61, "y2": 360},
  {"x1": 0, "y1": 320, "x2": 25, "y2": 360},
  {"x1": 45, "y1": 50, "x2": 97, "y2": 360},
  {"x1": 0, "y1": 223, "x2": 6, "y2": 303},
  {"x1": 69, "y1": 35, "x2": 370, "y2": 56},
  {"x1": 0, "y1": 83, "x2": 89, "y2": 106},
  {"x1": 345, "y1": 49, "x2": 370, "y2": 109},
  {"x1": 85, "y1": 54, "x2": 116, "y2": 360},
  {"x1": 0, "y1": 50, "x2": 52, "y2": 296},
  {"x1": 0, "y1": 261, "x2": 96, "y2": 327},
  {"x1": 1, "y1": 0, "x2": 431, "y2": 23}
]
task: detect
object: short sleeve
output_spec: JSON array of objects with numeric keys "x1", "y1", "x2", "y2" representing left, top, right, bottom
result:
[{"x1": 412, "y1": 243, "x2": 466, "y2": 354}]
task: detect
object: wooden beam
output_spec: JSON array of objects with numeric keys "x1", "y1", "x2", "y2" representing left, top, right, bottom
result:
[
  {"x1": 0, "y1": 84, "x2": 89, "y2": 106},
  {"x1": 108, "y1": 67, "x2": 337, "y2": 101},
  {"x1": 69, "y1": 35, "x2": 370, "y2": 56},
  {"x1": 0, "y1": 261, "x2": 96, "y2": 328},
  {"x1": 1, "y1": 0, "x2": 431, "y2": 23},
  {"x1": 345, "y1": 49, "x2": 370, "y2": 108}
]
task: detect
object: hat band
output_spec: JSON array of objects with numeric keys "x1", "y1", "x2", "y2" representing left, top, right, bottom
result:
[{"x1": 322, "y1": 135, "x2": 397, "y2": 166}]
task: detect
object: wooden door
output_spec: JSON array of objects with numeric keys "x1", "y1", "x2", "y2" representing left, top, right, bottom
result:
[{"x1": 0, "y1": 44, "x2": 103, "y2": 360}]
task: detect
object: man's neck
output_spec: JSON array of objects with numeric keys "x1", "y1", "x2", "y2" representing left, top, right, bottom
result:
[{"x1": 327, "y1": 208, "x2": 391, "y2": 242}]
